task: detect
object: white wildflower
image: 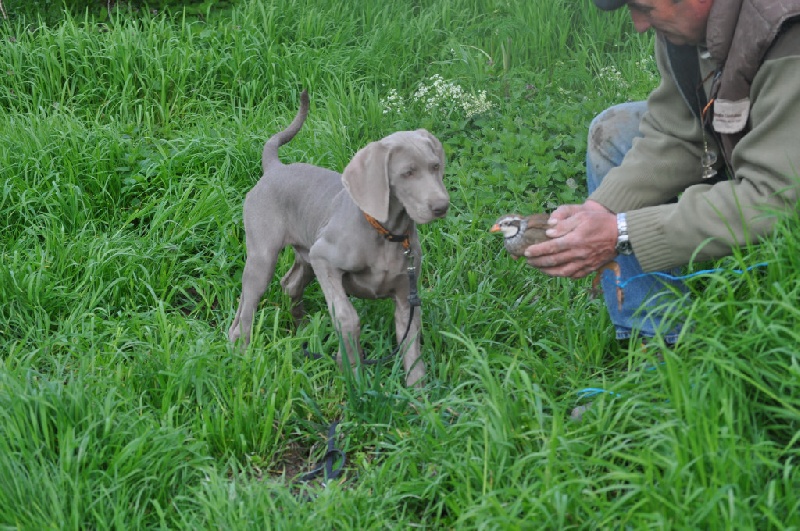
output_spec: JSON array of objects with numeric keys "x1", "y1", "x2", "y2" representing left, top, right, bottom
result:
[
  {"x1": 598, "y1": 65, "x2": 630, "y2": 91},
  {"x1": 409, "y1": 74, "x2": 494, "y2": 118},
  {"x1": 381, "y1": 88, "x2": 405, "y2": 115}
]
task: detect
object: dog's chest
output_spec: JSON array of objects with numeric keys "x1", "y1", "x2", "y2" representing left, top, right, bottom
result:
[{"x1": 341, "y1": 249, "x2": 410, "y2": 299}]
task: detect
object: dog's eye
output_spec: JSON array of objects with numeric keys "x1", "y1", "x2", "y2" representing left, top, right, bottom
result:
[
  {"x1": 431, "y1": 163, "x2": 440, "y2": 172},
  {"x1": 402, "y1": 168, "x2": 415, "y2": 178}
]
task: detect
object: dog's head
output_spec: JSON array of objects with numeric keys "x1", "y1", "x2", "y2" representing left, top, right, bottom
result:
[{"x1": 342, "y1": 129, "x2": 449, "y2": 224}]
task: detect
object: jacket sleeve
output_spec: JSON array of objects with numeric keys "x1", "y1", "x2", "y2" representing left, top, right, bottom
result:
[
  {"x1": 590, "y1": 38, "x2": 800, "y2": 272},
  {"x1": 589, "y1": 39, "x2": 709, "y2": 216}
]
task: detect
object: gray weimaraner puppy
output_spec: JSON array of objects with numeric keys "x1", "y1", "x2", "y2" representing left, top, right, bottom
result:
[{"x1": 228, "y1": 91, "x2": 449, "y2": 387}]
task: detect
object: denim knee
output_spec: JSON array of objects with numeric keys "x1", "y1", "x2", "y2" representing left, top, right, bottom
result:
[{"x1": 586, "y1": 102, "x2": 648, "y2": 194}]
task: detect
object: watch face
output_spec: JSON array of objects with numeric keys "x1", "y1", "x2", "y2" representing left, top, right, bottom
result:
[{"x1": 616, "y1": 241, "x2": 634, "y2": 255}]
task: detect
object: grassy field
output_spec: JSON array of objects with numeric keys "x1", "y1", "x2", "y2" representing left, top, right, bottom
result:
[{"x1": 1, "y1": 0, "x2": 799, "y2": 528}]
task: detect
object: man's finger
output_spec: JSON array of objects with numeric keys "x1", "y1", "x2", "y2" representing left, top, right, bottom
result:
[{"x1": 549, "y1": 203, "x2": 582, "y2": 221}]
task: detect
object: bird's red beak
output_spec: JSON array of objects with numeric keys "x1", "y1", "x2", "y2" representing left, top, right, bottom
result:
[{"x1": 490, "y1": 224, "x2": 500, "y2": 232}]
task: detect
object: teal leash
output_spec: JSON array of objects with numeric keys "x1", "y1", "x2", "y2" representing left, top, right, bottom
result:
[
  {"x1": 613, "y1": 261, "x2": 769, "y2": 289},
  {"x1": 578, "y1": 261, "x2": 769, "y2": 402}
]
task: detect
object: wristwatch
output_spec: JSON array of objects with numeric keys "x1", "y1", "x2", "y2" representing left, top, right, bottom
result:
[{"x1": 615, "y1": 212, "x2": 634, "y2": 255}]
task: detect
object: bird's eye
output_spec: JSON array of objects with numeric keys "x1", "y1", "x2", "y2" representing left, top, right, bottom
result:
[{"x1": 431, "y1": 163, "x2": 440, "y2": 172}]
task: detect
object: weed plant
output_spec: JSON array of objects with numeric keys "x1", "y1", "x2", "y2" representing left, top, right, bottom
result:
[{"x1": 1, "y1": 0, "x2": 798, "y2": 528}]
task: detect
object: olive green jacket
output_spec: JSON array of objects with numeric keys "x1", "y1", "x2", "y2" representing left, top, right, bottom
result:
[{"x1": 589, "y1": 1, "x2": 800, "y2": 271}]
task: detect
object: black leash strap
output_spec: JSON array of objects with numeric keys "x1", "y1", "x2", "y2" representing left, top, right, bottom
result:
[
  {"x1": 363, "y1": 304, "x2": 415, "y2": 366},
  {"x1": 302, "y1": 342, "x2": 326, "y2": 360},
  {"x1": 297, "y1": 420, "x2": 345, "y2": 484}
]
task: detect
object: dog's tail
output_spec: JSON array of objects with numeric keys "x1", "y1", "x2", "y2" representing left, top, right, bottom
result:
[{"x1": 262, "y1": 90, "x2": 310, "y2": 173}]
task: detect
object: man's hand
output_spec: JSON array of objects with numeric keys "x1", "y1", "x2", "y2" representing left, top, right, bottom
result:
[{"x1": 523, "y1": 200, "x2": 619, "y2": 278}]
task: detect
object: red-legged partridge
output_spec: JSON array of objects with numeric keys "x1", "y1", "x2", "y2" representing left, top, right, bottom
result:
[{"x1": 490, "y1": 213, "x2": 551, "y2": 258}]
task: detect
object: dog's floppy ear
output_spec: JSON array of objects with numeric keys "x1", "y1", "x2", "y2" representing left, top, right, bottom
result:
[{"x1": 342, "y1": 140, "x2": 391, "y2": 223}]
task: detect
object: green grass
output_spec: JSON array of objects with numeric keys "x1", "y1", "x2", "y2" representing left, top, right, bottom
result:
[{"x1": 2, "y1": 0, "x2": 799, "y2": 528}]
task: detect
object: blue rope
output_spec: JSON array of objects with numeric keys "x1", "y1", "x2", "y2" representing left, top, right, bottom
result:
[
  {"x1": 575, "y1": 363, "x2": 666, "y2": 401},
  {"x1": 576, "y1": 264, "x2": 768, "y2": 405},
  {"x1": 611, "y1": 261, "x2": 769, "y2": 289},
  {"x1": 577, "y1": 387, "x2": 623, "y2": 399}
]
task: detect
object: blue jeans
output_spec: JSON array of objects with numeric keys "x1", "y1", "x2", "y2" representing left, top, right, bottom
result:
[{"x1": 587, "y1": 102, "x2": 687, "y2": 344}]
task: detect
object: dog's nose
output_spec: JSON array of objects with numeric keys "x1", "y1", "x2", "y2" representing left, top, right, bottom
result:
[{"x1": 432, "y1": 202, "x2": 449, "y2": 218}]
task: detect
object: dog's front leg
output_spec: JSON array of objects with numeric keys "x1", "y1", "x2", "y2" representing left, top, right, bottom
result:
[
  {"x1": 394, "y1": 293, "x2": 425, "y2": 387},
  {"x1": 311, "y1": 264, "x2": 362, "y2": 370}
]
